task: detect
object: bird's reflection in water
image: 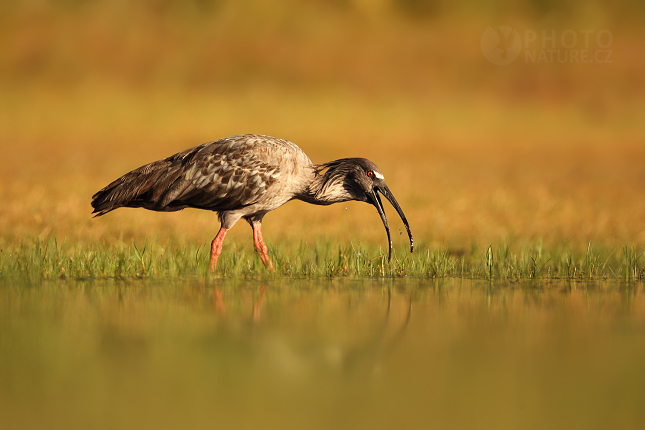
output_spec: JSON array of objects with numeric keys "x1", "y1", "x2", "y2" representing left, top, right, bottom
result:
[
  {"x1": 342, "y1": 289, "x2": 412, "y2": 376},
  {"x1": 212, "y1": 285, "x2": 227, "y2": 317},
  {"x1": 210, "y1": 283, "x2": 411, "y2": 378}
]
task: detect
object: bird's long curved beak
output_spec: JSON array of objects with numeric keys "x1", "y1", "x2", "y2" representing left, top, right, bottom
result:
[{"x1": 368, "y1": 184, "x2": 414, "y2": 262}]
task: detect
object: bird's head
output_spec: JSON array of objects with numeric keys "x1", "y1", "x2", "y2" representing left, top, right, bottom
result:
[{"x1": 314, "y1": 158, "x2": 414, "y2": 262}]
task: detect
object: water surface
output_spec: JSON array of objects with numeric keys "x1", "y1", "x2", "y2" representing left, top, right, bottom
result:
[{"x1": 1, "y1": 278, "x2": 644, "y2": 429}]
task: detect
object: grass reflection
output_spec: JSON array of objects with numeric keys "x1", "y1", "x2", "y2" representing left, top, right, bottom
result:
[{"x1": 1, "y1": 279, "x2": 644, "y2": 429}]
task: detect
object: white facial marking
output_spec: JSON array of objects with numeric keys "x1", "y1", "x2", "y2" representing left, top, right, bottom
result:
[{"x1": 373, "y1": 171, "x2": 385, "y2": 180}]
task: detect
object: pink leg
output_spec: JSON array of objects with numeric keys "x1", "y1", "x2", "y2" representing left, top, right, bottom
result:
[
  {"x1": 210, "y1": 227, "x2": 229, "y2": 272},
  {"x1": 252, "y1": 224, "x2": 274, "y2": 271}
]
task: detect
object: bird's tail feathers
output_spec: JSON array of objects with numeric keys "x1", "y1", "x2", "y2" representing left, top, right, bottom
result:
[{"x1": 91, "y1": 159, "x2": 183, "y2": 216}]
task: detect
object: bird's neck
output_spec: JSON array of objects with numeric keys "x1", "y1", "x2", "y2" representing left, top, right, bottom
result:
[{"x1": 297, "y1": 161, "x2": 363, "y2": 205}]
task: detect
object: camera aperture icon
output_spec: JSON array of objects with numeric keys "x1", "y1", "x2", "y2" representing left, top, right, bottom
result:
[{"x1": 481, "y1": 26, "x2": 521, "y2": 65}]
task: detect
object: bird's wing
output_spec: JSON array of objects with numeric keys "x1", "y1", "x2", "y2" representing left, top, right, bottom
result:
[
  {"x1": 159, "y1": 137, "x2": 282, "y2": 210},
  {"x1": 91, "y1": 135, "x2": 286, "y2": 215}
]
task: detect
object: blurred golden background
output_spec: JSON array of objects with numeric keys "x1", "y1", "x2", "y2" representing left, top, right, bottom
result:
[{"x1": 1, "y1": 0, "x2": 644, "y2": 253}]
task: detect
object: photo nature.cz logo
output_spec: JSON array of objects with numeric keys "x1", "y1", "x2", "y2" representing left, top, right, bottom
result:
[{"x1": 481, "y1": 26, "x2": 613, "y2": 65}]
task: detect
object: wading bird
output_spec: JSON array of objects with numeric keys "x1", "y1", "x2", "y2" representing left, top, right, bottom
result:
[{"x1": 91, "y1": 134, "x2": 413, "y2": 271}]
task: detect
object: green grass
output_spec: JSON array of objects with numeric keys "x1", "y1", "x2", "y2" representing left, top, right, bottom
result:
[{"x1": 2, "y1": 237, "x2": 645, "y2": 282}]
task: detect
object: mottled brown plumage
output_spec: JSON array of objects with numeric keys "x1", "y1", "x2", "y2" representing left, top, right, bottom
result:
[{"x1": 92, "y1": 134, "x2": 413, "y2": 271}]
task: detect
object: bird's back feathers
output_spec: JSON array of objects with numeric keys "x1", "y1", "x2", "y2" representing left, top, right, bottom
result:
[{"x1": 91, "y1": 134, "x2": 306, "y2": 217}]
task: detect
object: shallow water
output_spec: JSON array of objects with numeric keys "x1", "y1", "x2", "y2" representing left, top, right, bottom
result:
[{"x1": 1, "y1": 278, "x2": 644, "y2": 429}]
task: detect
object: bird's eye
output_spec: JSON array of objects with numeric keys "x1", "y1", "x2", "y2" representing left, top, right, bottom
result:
[{"x1": 367, "y1": 171, "x2": 374, "y2": 178}]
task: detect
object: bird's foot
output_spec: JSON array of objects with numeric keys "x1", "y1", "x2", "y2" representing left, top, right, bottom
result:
[
  {"x1": 264, "y1": 258, "x2": 275, "y2": 272},
  {"x1": 252, "y1": 224, "x2": 274, "y2": 272},
  {"x1": 256, "y1": 247, "x2": 274, "y2": 271},
  {"x1": 209, "y1": 257, "x2": 219, "y2": 273}
]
